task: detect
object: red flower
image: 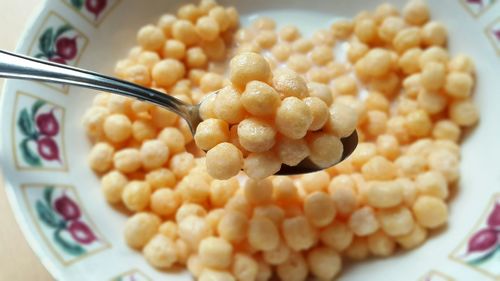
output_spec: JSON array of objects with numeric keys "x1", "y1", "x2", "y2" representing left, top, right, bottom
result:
[
  {"x1": 85, "y1": 0, "x2": 107, "y2": 19},
  {"x1": 54, "y1": 193, "x2": 81, "y2": 221},
  {"x1": 36, "y1": 109, "x2": 59, "y2": 137},
  {"x1": 487, "y1": 202, "x2": 500, "y2": 230},
  {"x1": 55, "y1": 37, "x2": 78, "y2": 60},
  {"x1": 68, "y1": 220, "x2": 97, "y2": 245},
  {"x1": 37, "y1": 137, "x2": 60, "y2": 161}
]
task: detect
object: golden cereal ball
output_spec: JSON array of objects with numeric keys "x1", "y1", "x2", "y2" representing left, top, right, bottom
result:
[
  {"x1": 255, "y1": 30, "x2": 277, "y2": 49},
  {"x1": 403, "y1": 0, "x2": 430, "y2": 25},
  {"x1": 178, "y1": 215, "x2": 213, "y2": 251},
  {"x1": 101, "y1": 170, "x2": 128, "y2": 204},
  {"x1": 175, "y1": 203, "x2": 207, "y2": 222},
  {"x1": 275, "y1": 97, "x2": 312, "y2": 139},
  {"x1": 150, "y1": 188, "x2": 180, "y2": 216},
  {"x1": 406, "y1": 138, "x2": 434, "y2": 156},
  {"x1": 194, "y1": 118, "x2": 230, "y2": 151},
  {"x1": 272, "y1": 68, "x2": 308, "y2": 98},
  {"x1": 376, "y1": 134, "x2": 400, "y2": 160},
  {"x1": 399, "y1": 48, "x2": 422, "y2": 74},
  {"x1": 198, "y1": 0, "x2": 217, "y2": 14},
  {"x1": 432, "y1": 120, "x2": 460, "y2": 142},
  {"x1": 157, "y1": 14, "x2": 176, "y2": 37},
  {"x1": 292, "y1": 38, "x2": 314, "y2": 53},
  {"x1": 428, "y1": 148, "x2": 459, "y2": 183},
  {"x1": 272, "y1": 177, "x2": 299, "y2": 203},
  {"x1": 326, "y1": 102, "x2": 358, "y2": 138},
  {"x1": 168, "y1": 152, "x2": 195, "y2": 179},
  {"x1": 320, "y1": 221, "x2": 353, "y2": 251},
  {"x1": 196, "y1": 16, "x2": 220, "y2": 41},
  {"x1": 146, "y1": 168, "x2": 176, "y2": 189},
  {"x1": 374, "y1": 3, "x2": 399, "y2": 22},
  {"x1": 187, "y1": 255, "x2": 204, "y2": 278},
  {"x1": 416, "y1": 171, "x2": 448, "y2": 199},
  {"x1": 206, "y1": 142, "x2": 243, "y2": 180},
  {"x1": 213, "y1": 86, "x2": 246, "y2": 124},
  {"x1": 417, "y1": 89, "x2": 447, "y2": 115},
  {"x1": 347, "y1": 41, "x2": 369, "y2": 63},
  {"x1": 282, "y1": 215, "x2": 317, "y2": 251},
  {"x1": 331, "y1": 20, "x2": 353, "y2": 39},
  {"x1": 365, "y1": 110, "x2": 388, "y2": 136},
  {"x1": 393, "y1": 27, "x2": 421, "y2": 53},
  {"x1": 209, "y1": 6, "x2": 230, "y2": 31},
  {"x1": 395, "y1": 223, "x2": 428, "y2": 249},
  {"x1": 405, "y1": 109, "x2": 432, "y2": 137},
  {"x1": 304, "y1": 97, "x2": 329, "y2": 131},
  {"x1": 378, "y1": 16, "x2": 405, "y2": 43},
  {"x1": 132, "y1": 120, "x2": 156, "y2": 142},
  {"x1": 178, "y1": 174, "x2": 210, "y2": 204},
  {"x1": 398, "y1": 178, "x2": 418, "y2": 207},
  {"x1": 107, "y1": 94, "x2": 132, "y2": 115},
  {"x1": 248, "y1": 216, "x2": 280, "y2": 251},
  {"x1": 162, "y1": 39, "x2": 186, "y2": 60},
  {"x1": 334, "y1": 75, "x2": 358, "y2": 95},
  {"x1": 387, "y1": 116, "x2": 411, "y2": 144},
  {"x1": 368, "y1": 72, "x2": 400, "y2": 96},
  {"x1": 366, "y1": 180, "x2": 404, "y2": 208},
  {"x1": 241, "y1": 81, "x2": 281, "y2": 117},
  {"x1": 362, "y1": 156, "x2": 397, "y2": 181},
  {"x1": 186, "y1": 47, "x2": 208, "y2": 68},
  {"x1": 225, "y1": 6, "x2": 240, "y2": 29},
  {"x1": 348, "y1": 206, "x2": 380, "y2": 236},
  {"x1": 137, "y1": 51, "x2": 160, "y2": 70},
  {"x1": 206, "y1": 209, "x2": 225, "y2": 233},
  {"x1": 199, "y1": 237, "x2": 233, "y2": 269},
  {"x1": 114, "y1": 59, "x2": 134, "y2": 78},
  {"x1": 172, "y1": 19, "x2": 200, "y2": 46},
  {"x1": 113, "y1": 148, "x2": 141, "y2": 174},
  {"x1": 362, "y1": 48, "x2": 393, "y2": 78},
  {"x1": 143, "y1": 234, "x2": 177, "y2": 269},
  {"x1": 124, "y1": 212, "x2": 161, "y2": 249},
  {"x1": 311, "y1": 45, "x2": 334, "y2": 65},
  {"x1": 279, "y1": 25, "x2": 300, "y2": 41},
  {"x1": 229, "y1": 52, "x2": 271, "y2": 89},
  {"x1": 243, "y1": 178, "x2": 273, "y2": 205},
  {"x1": 307, "y1": 132, "x2": 344, "y2": 168},
  {"x1": 413, "y1": 196, "x2": 448, "y2": 228},
  {"x1": 263, "y1": 241, "x2": 290, "y2": 265},
  {"x1": 422, "y1": 21, "x2": 447, "y2": 46},
  {"x1": 354, "y1": 18, "x2": 377, "y2": 44},
  {"x1": 82, "y1": 106, "x2": 109, "y2": 139},
  {"x1": 287, "y1": 54, "x2": 312, "y2": 73},
  {"x1": 178, "y1": 3, "x2": 201, "y2": 22},
  {"x1": 253, "y1": 205, "x2": 285, "y2": 227},
  {"x1": 200, "y1": 37, "x2": 226, "y2": 61},
  {"x1": 199, "y1": 93, "x2": 217, "y2": 120},
  {"x1": 312, "y1": 29, "x2": 336, "y2": 46},
  {"x1": 448, "y1": 54, "x2": 475, "y2": 74},
  {"x1": 232, "y1": 253, "x2": 258, "y2": 281},
  {"x1": 304, "y1": 192, "x2": 336, "y2": 227},
  {"x1": 396, "y1": 97, "x2": 419, "y2": 115},
  {"x1": 103, "y1": 114, "x2": 132, "y2": 143},
  {"x1": 225, "y1": 193, "x2": 252, "y2": 218},
  {"x1": 300, "y1": 170, "x2": 330, "y2": 193},
  {"x1": 140, "y1": 140, "x2": 170, "y2": 170},
  {"x1": 307, "y1": 82, "x2": 333, "y2": 106},
  {"x1": 137, "y1": 24, "x2": 165, "y2": 51},
  {"x1": 350, "y1": 142, "x2": 377, "y2": 168},
  {"x1": 445, "y1": 72, "x2": 473, "y2": 98},
  {"x1": 218, "y1": 210, "x2": 248, "y2": 243},
  {"x1": 271, "y1": 43, "x2": 292, "y2": 62},
  {"x1": 276, "y1": 252, "x2": 308, "y2": 281},
  {"x1": 448, "y1": 99, "x2": 479, "y2": 126},
  {"x1": 122, "y1": 181, "x2": 152, "y2": 211},
  {"x1": 419, "y1": 46, "x2": 449, "y2": 68},
  {"x1": 200, "y1": 73, "x2": 223, "y2": 93},
  {"x1": 151, "y1": 106, "x2": 178, "y2": 128},
  {"x1": 307, "y1": 247, "x2": 342, "y2": 280},
  {"x1": 88, "y1": 142, "x2": 114, "y2": 173},
  {"x1": 152, "y1": 59, "x2": 186, "y2": 88},
  {"x1": 421, "y1": 62, "x2": 446, "y2": 91},
  {"x1": 237, "y1": 118, "x2": 276, "y2": 152},
  {"x1": 367, "y1": 231, "x2": 395, "y2": 257},
  {"x1": 345, "y1": 237, "x2": 369, "y2": 260},
  {"x1": 210, "y1": 178, "x2": 239, "y2": 207},
  {"x1": 158, "y1": 221, "x2": 178, "y2": 239},
  {"x1": 158, "y1": 127, "x2": 185, "y2": 154},
  {"x1": 377, "y1": 206, "x2": 414, "y2": 236},
  {"x1": 199, "y1": 269, "x2": 235, "y2": 281},
  {"x1": 243, "y1": 152, "x2": 281, "y2": 180},
  {"x1": 329, "y1": 176, "x2": 358, "y2": 215},
  {"x1": 122, "y1": 64, "x2": 151, "y2": 86},
  {"x1": 175, "y1": 239, "x2": 190, "y2": 265}
]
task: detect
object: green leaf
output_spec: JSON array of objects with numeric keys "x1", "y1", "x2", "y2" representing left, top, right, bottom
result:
[
  {"x1": 20, "y1": 139, "x2": 42, "y2": 167},
  {"x1": 18, "y1": 109, "x2": 36, "y2": 138},
  {"x1": 467, "y1": 246, "x2": 499, "y2": 266},
  {"x1": 43, "y1": 187, "x2": 54, "y2": 206},
  {"x1": 35, "y1": 53, "x2": 47, "y2": 59},
  {"x1": 54, "y1": 228, "x2": 85, "y2": 256},
  {"x1": 39, "y1": 28, "x2": 54, "y2": 57},
  {"x1": 35, "y1": 201, "x2": 59, "y2": 228},
  {"x1": 31, "y1": 100, "x2": 46, "y2": 120},
  {"x1": 70, "y1": 0, "x2": 84, "y2": 9},
  {"x1": 54, "y1": 24, "x2": 72, "y2": 40}
]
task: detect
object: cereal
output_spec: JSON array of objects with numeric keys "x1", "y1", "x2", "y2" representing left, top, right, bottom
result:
[{"x1": 143, "y1": 234, "x2": 178, "y2": 268}]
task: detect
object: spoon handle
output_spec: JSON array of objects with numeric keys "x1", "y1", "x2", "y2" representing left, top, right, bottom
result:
[{"x1": 0, "y1": 49, "x2": 191, "y2": 120}]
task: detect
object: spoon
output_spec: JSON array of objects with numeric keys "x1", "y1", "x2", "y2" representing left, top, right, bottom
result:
[{"x1": 0, "y1": 49, "x2": 358, "y2": 175}]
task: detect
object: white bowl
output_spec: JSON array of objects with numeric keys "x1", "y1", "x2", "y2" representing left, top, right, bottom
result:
[{"x1": 1, "y1": 0, "x2": 500, "y2": 280}]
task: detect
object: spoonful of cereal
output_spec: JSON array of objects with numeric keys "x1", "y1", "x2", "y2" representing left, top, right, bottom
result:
[{"x1": 0, "y1": 50, "x2": 358, "y2": 178}]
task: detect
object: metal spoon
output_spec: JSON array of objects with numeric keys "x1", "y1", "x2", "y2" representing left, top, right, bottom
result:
[{"x1": 0, "y1": 49, "x2": 357, "y2": 175}]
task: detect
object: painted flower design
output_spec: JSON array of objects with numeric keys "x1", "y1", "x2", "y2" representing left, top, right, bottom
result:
[
  {"x1": 35, "y1": 24, "x2": 78, "y2": 65},
  {"x1": 17, "y1": 100, "x2": 61, "y2": 166},
  {"x1": 70, "y1": 0, "x2": 108, "y2": 20},
  {"x1": 35, "y1": 187, "x2": 97, "y2": 255}
]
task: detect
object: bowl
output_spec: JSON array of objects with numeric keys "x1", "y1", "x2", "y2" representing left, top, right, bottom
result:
[{"x1": 1, "y1": 0, "x2": 499, "y2": 280}]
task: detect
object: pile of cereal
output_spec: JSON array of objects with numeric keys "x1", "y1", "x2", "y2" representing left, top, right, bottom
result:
[{"x1": 82, "y1": 0, "x2": 479, "y2": 280}]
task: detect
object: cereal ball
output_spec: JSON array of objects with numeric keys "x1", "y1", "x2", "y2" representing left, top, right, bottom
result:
[
  {"x1": 421, "y1": 62, "x2": 446, "y2": 91},
  {"x1": 131, "y1": 120, "x2": 155, "y2": 142},
  {"x1": 368, "y1": 72, "x2": 400, "y2": 96},
  {"x1": 366, "y1": 180, "x2": 403, "y2": 208},
  {"x1": 350, "y1": 143, "x2": 377, "y2": 167},
  {"x1": 176, "y1": 203, "x2": 207, "y2": 222},
  {"x1": 122, "y1": 64, "x2": 151, "y2": 86},
  {"x1": 169, "y1": 152, "x2": 195, "y2": 179},
  {"x1": 387, "y1": 116, "x2": 411, "y2": 144},
  {"x1": 399, "y1": 48, "x2": 422, "y2": 74},
  {"x1": 271, "y1": 43, "x2": 292, "y2": 62},
  {"x1": 396, "y1": 223, "x2": 427, "y2": 249},
  {"x1": 241, "y1": 81, "x2": 281, "y2": 117},
  {"x1": 308, "y1": 82, "x2": 333, "y2": 106},
  {"x1": 232, "y1": 253, "x2": 258, "y2": 281},
  {"x1": 199, "y1": 269, "x2": 235, "y2": 281},
  {"x1": 152, "y1": 59, "x2": 186, "y2": 88},
  {"x1": 209, "y1": 6, "x2": 230, "y2": 31},
  {"x1": 172, "y1": 19, "x2": 200, "y2": 46},
  {"x1": 304, "y1": 97, "x2": 329, "y2": 131},
  {"x1": 158, "y1": 221, "x2": 178, "y2": 239},
  {"x1": 326, "y1": 102, "x2": 358, "y2": 138},
  {"x1": 263, "y1": 241, "x2": 290, "y2": 265},
  {"x1": 416, "y1": 171, "x2": 448, "y2": 199},
  {"x1": 282, "y1": 215, "x2": 317, "y2": 251},
  {"x1": 196, "y1": 16, "x2": 220, "y2": 41},
  {"x1": 200, "y1": 73, "x2": 223, "y2": 93},
  {"x1": 243, "y1": 178, "x2": 273, "y2": 205},
  {"x1": 403, "y1": 0, "x2": 430, "y2": 25},
  {"x1": 395, "y1": 154, "x2": 427, "y2": 178},
  {"x1": 225, "y1": 6, "x2": 240, "y2": 29},
  {"x1": 82, "y1": 106, "x2": 110, "y2": 139},
  {"x1": 300, "y1": 171, "x2": 330, "y2": 193},
  {"x1": 292, "y1": 38, "x2": 314, "y2": 53},
  {"x1": 354, "y1": 18, "x2": 377, "y2": 44},
  {"x1": 248, "y1": 216, "x2": 280, "y2": 251},
  {"x1": 137, "y1": 51, "x2": 160, "y2": 71},
  {"x1": 195, "y1": 119, "x2": 230, "y2": 151},
  {"x1": 448, "y1": 54, "x2": 475, "y2": 74},
  {"x1": 107, "y1": 95, "x2": 131, "y2": 115},
  {"x1": 186, "y1": 47, "x2": 208, "y2": 68},
  {"x1": 103, "y1": 114, "x2": 132, "y2": 143},
  {"x1": 307, "y1": 246, "x2": 342, "y2": 280},
  {"x1": 419, "y1": 46, "x2": 449, "y2": 68},
  {"x1": 88, "y1": 142, "x2": 114, "y2": 173},
  {"x1": 376, "y1": 134, "x2": 400, "y2": 160},
  {"x1": 378, "y1": 16, "x2": 406, "y2": 43},
  {"x1": 334, "y1": 75, "x2": 358, "y2": 95},
  {"x1": 146, "y1": 168, "x2": 176, "y2": 189},
  {"x1": 199, "y1": 93, "x2": 217, "y2": 120},
  {"x1": 377, "y1": 206, "x2": 414, "y2": 236},
  {"x1": 402, "y1": 73, "x2": 421, "y2": 96},
  {"x1": 158, "y1": 127, "x2": 185, "y2": 154},
  {"x1": 320, "y1": 221, "x2": 353, "y2": 251},
  {"x1": 362, "y1": 48, "x2": 393, "y2": 78},
  {"x1": 137, "y1": 25, "x2": 165, "y2": 51},
  {"x1": 307, "y1": 132, "x2": 344, "y2": 168},
  {"x1": 157, "y1": 14, "x2": 176, "y2": 37},
  {"x1": 405, "y1": 109, "x2": 432, "y2": 137},
  {"x1": 101, "y1": 170, "x2": 128, "y2": 203},
  {"x1": 218, "y1": 210, "x2": 248, "y2": 243},
  {"x1": 206, "y1": 142, "x2": 243, "y2": 179},
  {"x1": 199, "y1": 237, "x2": 233, "y2": 269},
  {"x1": 304, "y1": 192, "x2": 336, "y2": 227},
  {"x1": 432, "y1": 120, "x2": 460, "y2": 142},
  {"x1": 178, "y1": 174, "x2": 210, "y2": 204},
  {"x1": 417, "y1": 90, "x2": 447, "y2": 115},
  {"x1": 237, "y1": 118, "x2": 276, "y2": 152},
  {"x1": 276, "y1": 137, "x2": 309, "y2": 167},
  {"x1": 151, "y1": 188, "x2": 180, "y2": 216},
  {"x1": 329, "y1": 176, "x2": 358, "y2": 215},
  {"x1": 187, "y1": 255, "x2": 204, "y2": 278},
  {"x1": 213, "y1": 86, "x2": 246, "y2": 124},
  {"x1": 122, "y1": 181, "x2": 151, "y2": 211},
  {"x1": 445, "y1": 72, "x2": 473, "y2": 98},
  {"x1": 345, "y1": 237, "x2": 369, "y2": 260},
  {"x1": 200, "y1": 37, "x2": 226, "y2": 61},
  {"x1": 124, "y1": 212, "x2": 161, "y2": 249},
  {"x1": 272, "y1": 177, "x2": 299, "y2": 203},
  {"x1": 113, "y1": 148, "x2": 141, "y2": 174},
  {"x1": 287, "y1": 54, "x2": 312, "y2": 73},
  {"x1": 244, "y1": 152, "x2": 281, "y2": 180},
  {"x1": 229, "y1": 52, "x2": 271, "y2": 89},
  {"x1": 428, "y1": 148, "x2": 460, "y2": 183},
  {"x1": 143, "y1": 234, "x2": 177, "y2": 269},
  {"x1": 255, "y1": 30, "x2": 277, "y2": 49},
  {"x1": 151, "y1": 106, "x2": 178, "y2": 128},
  {"x1": 367, "y1": 231, "x2": 395, "y2": 257},
  {"x1": 275, "y1": 97, "x2": 312, "y2": 139},
  {"x1": 348, "y1": 206, "x2": 379, "y2": 236},
  {"x1": 178, "y1": 3, "x2": 200, "y2": 22},
  {"x1": 162, "y1": 39, "x2": 186, "y2": 60},
  {"x1": 276, "y1": 252, "x2": 308, "y2": 281},
  {"x1": 272, "y1": 68, "x2": 308, "y2": 98},
  {"x1": 413, "y1": 196, "x2": 448, "y2": 228},
  {"x1": 311, "y1": 45, "x2": 334, "y2": 65},
  {"x1": 422, "y1": 21, "x2": 447, "y2": 46},
  {"x1": 393, "y1": 27, "x2": 421, "y2": 53},
  {"x1": 279, "y1": 25, "x2": 300, "y2": 41},
  {"x1": 178, "y1": 215, "x2": 213, "y2": 251},
  {"x1": 362, "y1": 156, "x2": 397, "y2": 181},
  {"x1": 331, "y1": 20, "x2": 353, "y2": 39},
  {"x1": 448, "y1": 100, "x2": 479, "y2": 126},
  {"x1": 140, "y1": 140, "x2": 170, "y2": 170}
]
